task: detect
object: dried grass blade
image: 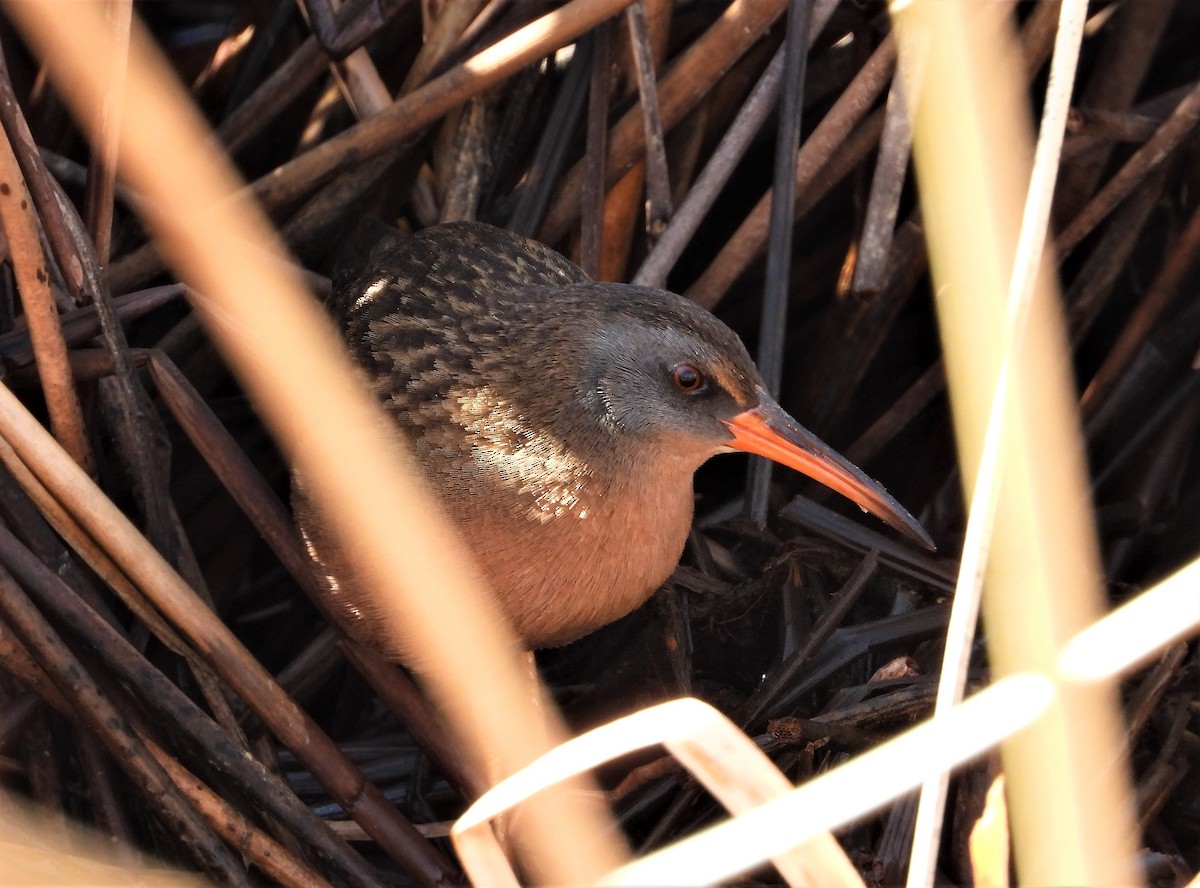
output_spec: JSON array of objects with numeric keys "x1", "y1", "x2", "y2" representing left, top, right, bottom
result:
[
  {"x1": 453, "y1": 698, "x2": 863, "y2": 888},
  {"x1": 603, "y1": 676, "x2": 1052, "y2": 886}
]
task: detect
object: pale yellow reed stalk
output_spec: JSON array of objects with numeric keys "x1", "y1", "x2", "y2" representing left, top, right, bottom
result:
[
  {"x1": 889, "y1": 1, "x2": 1140, "y2": 883},
  {"x1": 905, "y1": 0, "x2": 1091, "y2": 883}
]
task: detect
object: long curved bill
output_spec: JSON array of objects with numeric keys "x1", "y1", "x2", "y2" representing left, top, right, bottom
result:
[{"x1": 723, "y1": 389, "x2": 934, "y2": 550}]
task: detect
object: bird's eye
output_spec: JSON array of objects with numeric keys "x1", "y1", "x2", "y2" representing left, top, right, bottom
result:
[{"x1": 671, "y1": 363, "x2": 706, "y2": 394}]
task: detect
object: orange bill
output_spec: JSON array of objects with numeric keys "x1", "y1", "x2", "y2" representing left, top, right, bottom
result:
[{"x1": 723, "y1": 391, "x2": 934, "y2": 550}]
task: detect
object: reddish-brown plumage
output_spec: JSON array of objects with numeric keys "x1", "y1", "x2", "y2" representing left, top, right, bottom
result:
[{"x1": 294, "y1": 222, "x2": 930, "y2": 656}]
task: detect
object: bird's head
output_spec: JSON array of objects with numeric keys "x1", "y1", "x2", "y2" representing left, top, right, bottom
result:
[{"x1": 554, "y1": 284, "x2": 933, "y2": 549}]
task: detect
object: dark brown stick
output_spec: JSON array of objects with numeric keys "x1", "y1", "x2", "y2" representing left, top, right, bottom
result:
[
  {"x1": 624, "y1": 0, "x2": 671, "y2": 238},
  {"x1": 0, "y1": 563, "x2": 252, "y2": 884},
  {"x1": 0, "y1": 380, "x2": 457, "y2": 884},
  {"x1": 541, "y1": 0, "x2": 793, "y2": 245},
  {"x1": 746, "y1": 0, "x2": 811, "y2": 523},
  {"x1": 580, "y1": 24, "x2": 612, "y2": 276},
  {"x1": 1065, "y1": 167, "x2": 1166, "y2": 345},
  {"x1": 1057, "y1": 78, "x2": 1200, "y2": 257},
  {"x1": 0, "y1": 44, "x2": 90, "y2": 308},
  {"x1": 145, "y1": 736, "x2": 336, "y2": 888},
  {"x1": 0, "y1": 521, "x2": 387, "y2": 888},
  {"x1": 685, "y1": 36, "x2": 895, "y2": 309},
  {"x1": 0, "y1": 284, "x2": 184, "y2": 367},
  {"x1": 633, "y1": 45, "x2": 784, "y2": 288},
  {"x1": 1080, "y1": 194, "x2": 1200, "y2": 414},
  {"x1": 0, "y1": 131, "x2": 92, "y2": 470}
]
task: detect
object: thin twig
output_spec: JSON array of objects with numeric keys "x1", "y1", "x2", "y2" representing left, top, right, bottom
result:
[
  {"x1": 580, "y1": 24, "x2": 612, "y2": 276},
  {"x1": 1057, "y1": 78, "x2": 1200, "y2": 257},
  {"x1": 849, "y1": 71, "x2": 911, "y2": 296},
  {"x1": 745, "y1": 0, "x2": 810, "y2": 525},
  {"x1": 686, "y1": 35, "x2": 895, "y2": 310},
  {"x1": 633, "y1": 46, "x2": 784, "y2": 288},
  {"x1": 624, "y1": 0, "x2": 671, "y2": 239},
  {"x1": 0, "y1": 132, "x2": 92, "y2": 470},
  {"x1": 1080, "y1": 196, "x2": 1200, "y2": 415},
  {"x1": 738, "y1": 551, "x2": 880, "y2": 730},
  {"x1": 541, "y1": 0, "x2": 793, "y2": 244}
]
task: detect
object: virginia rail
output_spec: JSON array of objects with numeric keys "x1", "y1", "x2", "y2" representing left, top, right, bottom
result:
[{"x1": 294, "y1": 222, "x2": 931, "y2": 655}]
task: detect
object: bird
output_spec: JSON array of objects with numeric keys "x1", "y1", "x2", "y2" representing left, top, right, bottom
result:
[{"x1": 293, "y1": 221, "x2": 932, "y2": 657}]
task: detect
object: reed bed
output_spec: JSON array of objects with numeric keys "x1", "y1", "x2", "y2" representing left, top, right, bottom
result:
[{"x1": 0, "y1": 1, "x2": 1195, "y2": 885}]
